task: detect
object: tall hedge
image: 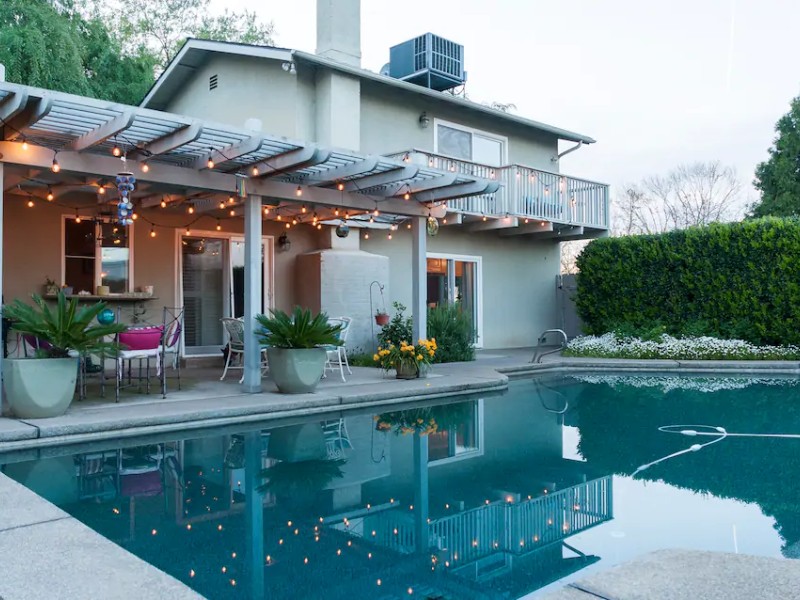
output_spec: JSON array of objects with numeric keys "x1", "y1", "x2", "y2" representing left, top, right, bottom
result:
[{"x1": 575, "y1": 218, "x2": 800, "y2": 345}]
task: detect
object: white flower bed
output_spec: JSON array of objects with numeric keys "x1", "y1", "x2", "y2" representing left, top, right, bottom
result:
[
  {"x1": 564, "y1": 332, "x2": 800, "y2": 361},
  {"x1": 571, "y1": 374, "x2": 800, "y2": 393}
]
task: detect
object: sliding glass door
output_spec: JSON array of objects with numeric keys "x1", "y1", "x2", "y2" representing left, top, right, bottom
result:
[
  {"x1": 426, "y1": 254, "x2": 482, "y2": 346},
  {"x1": 181, "y1": 235, "x2": 272, "y2": 356}
]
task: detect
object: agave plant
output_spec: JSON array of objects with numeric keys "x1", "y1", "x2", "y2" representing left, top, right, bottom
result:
[
  {"x1": 256, "y1": 307, "x2": 343, "y2": 349},
  {"x1": 3, "y1": 292, "x2": 126, "y2": 358}
]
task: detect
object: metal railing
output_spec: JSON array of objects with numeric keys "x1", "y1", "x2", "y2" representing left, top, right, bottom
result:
[
  {"x1": 387, "y1": 150, "x2": 610, "y2": 229},
  {"x1": 428, "y1": 475, "x2": 612, "y2": 566}
]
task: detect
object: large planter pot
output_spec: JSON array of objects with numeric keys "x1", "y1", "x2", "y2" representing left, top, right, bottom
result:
[
  {"x1": 3, "y1": 357, "x2": 78, "y2": 418},
  {"x1": 267, "y1": 347, "x2": 327, "y2": 394},
  {"x1": 395, "y1": 361, "x2": 419, "y2": 380}
]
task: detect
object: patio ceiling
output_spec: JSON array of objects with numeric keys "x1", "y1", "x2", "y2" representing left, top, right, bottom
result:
[{"x1": 0, "y1": 82, "x2": 498, "y2": 218}]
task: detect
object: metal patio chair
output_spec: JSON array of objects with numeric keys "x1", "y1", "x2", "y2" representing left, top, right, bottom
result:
[
  {"x1": 220, "y1": 317, "x2": 268, "y2": 383},
  {"x1": 323, "y1": 317, "x2": 352, "y2": 382}
]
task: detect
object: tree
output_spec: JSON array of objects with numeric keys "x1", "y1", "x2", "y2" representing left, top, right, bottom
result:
[
  {"x1": 86, "y1": 0, "x2": 276, "y2": 71},
  {"x1": 0, "y1": 0, "x2": 154, "y2": 103},
  {"x1": 612, "y1": 161, "x2": 742, "y2": 235},
  {"x1": 751, "y1": 96, "x2": 800, "y2": 217}
]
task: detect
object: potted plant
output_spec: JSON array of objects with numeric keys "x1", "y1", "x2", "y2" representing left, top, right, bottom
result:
[
  {"x1": 43, "y1": 277, "x2": 59, "y2": 296},
  {"x1": 256, "y1": 307, "x2": 343, "y2": 393},
  {"x1": 2, "y1": 292, "x2": 125, "y2": 418},
  {"x1": 374, "y1": 338, "x2": 437, "y2": 379},
  {"x1": 375, "y1": 309, "x2": 390, "y2": 327}
]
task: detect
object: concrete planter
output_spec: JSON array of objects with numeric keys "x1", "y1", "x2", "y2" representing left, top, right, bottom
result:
[
  {"x1": 267, "y1": 347, "x2": 327, "y2": 394},
  {"x1": 3, "y1": 357, "x2": 78, "y2": 418}
]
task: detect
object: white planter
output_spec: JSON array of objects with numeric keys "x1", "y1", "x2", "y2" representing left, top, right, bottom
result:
[
  {"x1": 3, "y1": 357, "x2": 78, "y2": 418},
  {"x1": 267, "y1": 347, "x2": 327, "y2": 394}
]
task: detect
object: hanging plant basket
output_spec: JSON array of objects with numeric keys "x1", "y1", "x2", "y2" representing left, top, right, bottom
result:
[{"x1": 375, "y1": 312, "x2": 390, "y2": 326}]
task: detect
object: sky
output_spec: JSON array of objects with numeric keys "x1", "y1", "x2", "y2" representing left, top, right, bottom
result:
[{"x1": 215, "y1": 0, "x2": 800, "y2": 208}]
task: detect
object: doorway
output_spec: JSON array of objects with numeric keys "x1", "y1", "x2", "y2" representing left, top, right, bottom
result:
[
  {"x1": 180, "y1": 233, "x2": 273, "y2": 356},
  {"x1": 426, "y1": 253, "x2": 482, "y2": 347}
]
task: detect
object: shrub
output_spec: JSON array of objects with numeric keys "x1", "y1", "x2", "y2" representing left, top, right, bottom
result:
[
  {"x1": 576, "y1": 218, "x2": 800, "y2": 345},
  {"x1": 427, "y1": 304, "x2": 475, "y2": 363}
]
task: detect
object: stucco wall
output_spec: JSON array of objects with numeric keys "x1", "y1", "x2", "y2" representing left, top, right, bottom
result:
[{"x1": 362, "y1": 226, "x2": 560, "y2": 349}]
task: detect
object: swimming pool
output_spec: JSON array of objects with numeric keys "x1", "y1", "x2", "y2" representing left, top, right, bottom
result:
[{"x1": 3, "y1": 372, "x2": 799, "y2": 599}]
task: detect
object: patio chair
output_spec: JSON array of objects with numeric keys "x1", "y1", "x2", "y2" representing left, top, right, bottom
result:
[
  {"x1": 322, "y1": 418, "x2": 353, "y2": 459},
  {"x1": 220, "y1": 317, "x2": 268, "y2": 383},
  {"x1": 323, "y1": 317, "x2": 352, "y2": 382},
  {"x1": 160, "y1": 306, "x2": 185, "y2": 395},
  {"x1": 114, "y1": 315, "x2": 164, "y2": 402}
]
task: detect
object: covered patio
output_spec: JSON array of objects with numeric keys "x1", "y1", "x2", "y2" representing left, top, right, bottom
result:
[{"x1": 0, "y1": 76, "x2": 497, "y2": 406}]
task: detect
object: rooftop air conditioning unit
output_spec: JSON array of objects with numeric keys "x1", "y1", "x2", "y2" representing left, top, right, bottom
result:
[{"x1": 388, "y1": 33, "x2": 466, "y2": 91}]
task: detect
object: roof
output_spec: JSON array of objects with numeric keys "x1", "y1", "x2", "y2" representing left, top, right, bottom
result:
[
  {"x1": 140, "y1": 39, "x2": 596, "y2": 144},
  {"x1": 0, "y1": 81, "x2": 498, "y2": 216}
]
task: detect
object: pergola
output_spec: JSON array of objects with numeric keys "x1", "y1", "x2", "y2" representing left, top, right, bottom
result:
[{"x1": 0, "y1": 77, "x2": 498, "y2": 393}]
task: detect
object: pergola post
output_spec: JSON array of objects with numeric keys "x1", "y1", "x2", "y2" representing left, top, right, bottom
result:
[
  {"x1": 244, "y1": 431, "x2": 265, "y2": 598},
  {"x1": 412, "y1": 431, "x2": 430, "y2": 552},
  {"x1": 242, "y1": 194, "x2": 263, "y2": 394},
  {"x1": 0, "y1": 161, "x2": 4, "y2": 413},
  {"x1": 411, "y1": 216, "x2": 427, "y2": 342}
]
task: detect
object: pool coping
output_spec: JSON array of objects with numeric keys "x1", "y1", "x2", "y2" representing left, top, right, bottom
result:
[{"x1": 1, "y1": 356, "x2": 799, "y2": 453}]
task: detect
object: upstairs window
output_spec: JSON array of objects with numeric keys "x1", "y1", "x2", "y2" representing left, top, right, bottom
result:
[{"x1": 435, "y1": 120, "x2": 506, "y2": 167}]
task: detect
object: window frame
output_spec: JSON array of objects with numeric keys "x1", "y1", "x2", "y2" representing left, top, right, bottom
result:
[
  {"x1": 61, "y1": 216, "x2": 135, "y2": 293},
  {"x1": 433, "y1": 118, "x2": 508, "y2": 166},
  {"x1": 428, "y1": 400, "x2": 485, "y2": 466},
  {"x1": 427, "y1": 252, "x2": 484, "y2": 348}
]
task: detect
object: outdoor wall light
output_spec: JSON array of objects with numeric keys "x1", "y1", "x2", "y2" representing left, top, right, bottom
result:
[
  {"x1": 418, "y1": 112, "x2": 430, "y2": 128},
  {"x1": 278, "y1": 232, "x2": 291, "y2": 251},
  {"x1": 281, "y1": 61, "x2": 297, "y2": 74}
]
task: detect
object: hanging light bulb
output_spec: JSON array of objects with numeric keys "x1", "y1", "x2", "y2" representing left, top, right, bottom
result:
[
  {"x1": 97, "y1": 185, "x2": 106, "y2": 196},
  {"x1": 295, "y1": 186, "x2": 303, "y2": 197},
  {"x1": 216, "y1": 220, "x2": 222, "y2": 231},
  {"x1": 26, "y1": 199, "x2": 34, "y2": 208},
  {"x1": 301, "y1": 205, "x2": 307, "y2": 213},
  {"x1": 364, "y1": 232, "x2": 369, "y2": 239},
  {"x1": 406, "y1": 223, "x2": 412, "y2": 229},
  {"x1": 112, "y1": 144, "x2": 122, "y2": 157},
  {"x1": 21, "y1": 139, "x2": 28, "y2": 151},
  {"x1": 337, "y1": 182, "x2": 344, "y2": 191},
  {"x1": 46, "y1": 188, "x2": 54, "y2": 202},
  {"x1": 160, "y1": 199, "x2": 167, "y2": 208},
  {"x1": 317, "y1": 224, "x2": 322, "y2": 230},
  {"x1": 51, "y1": 157, "x2": 60, "y2": 173},
  {"x1": 228, "y1": 196, "x2": 235, "y2": 204},
  {"x1": 369, "y1": 215, "x2": 374, "y2": 223},
  {"x1": 251, "y1": 166, "x2": 260, "y2": 177},
  {"x1": 285, "y1": 222, "x2": 291, "y2": 229},
  {"x1": 387, "y1": 233, "x2": 392, "y2": 240},
  {"x1": 292, "y1": 218, "x2": 297, "y2": 225},
  {"x1": 276, "y1": 214, "x2": 282, "y2": 221},
  {"x1": 185, "y1": 227, "x2": 191, "y2": 235},
  {"x1": 230, "y1": 209, "x2": 235, "y2": 217},
  {"x1": 263, "y1": 207, "x2": 270, "y2": 215},
  {"x1": 482, "y1": 215, "x2": 488, "y2": 221},
  {"x1": 150, "y1": 227, "x2": 156, "y2": 238},
  {"x1": 334, "y1": 208, "x2": 340, "y2": 216},
  {"x1": 141, "y1": 161, "x2": 150, "y2": 173},
  {"x1": 131, "y1": 212, "x2": 138, "y2": 220},
  {"x1": 373, "y1": 208, "x2": 379, "y2": 216},
  {"x1": 403, "y1": 191, "x2": 411, "y2": 201},
  {"x1": 219, "y1": 201, "x2": 226, "y2": 210},
  {"x1": 75, "y1": 214, "x2": 82, "y2": 223},
  {"x1": 187, "y1": 206, "x2": 194, "y2": 214},
  {"x1": 207, "y1": 151, "x2": 215, "y2": 169}
]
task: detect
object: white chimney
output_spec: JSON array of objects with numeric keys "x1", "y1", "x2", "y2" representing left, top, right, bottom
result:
[{"x1": 316, "y1": 0, "x2": 362, "y2": 67}]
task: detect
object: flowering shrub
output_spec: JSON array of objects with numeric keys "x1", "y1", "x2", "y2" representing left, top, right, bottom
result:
[
  {"x1": 374, "y1": 401, "x2": 474, "y2": 436},
  {"x1": 374, "y1": 338, "x2": 437, "y2": 373},
  {"x1": 564, "y1": 332, "x2": 800, "y2": 361}
]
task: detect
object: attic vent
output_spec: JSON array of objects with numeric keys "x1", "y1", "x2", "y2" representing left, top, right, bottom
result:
[{"x1": 209, "y1": 74, "x2": 218, "y2": 90}]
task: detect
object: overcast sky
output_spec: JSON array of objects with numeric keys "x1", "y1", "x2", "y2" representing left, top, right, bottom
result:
[{"x1": 217, "y1": 0, "x2": 799, "y2": 207}]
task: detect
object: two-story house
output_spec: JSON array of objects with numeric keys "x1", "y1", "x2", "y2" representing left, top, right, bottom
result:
[{"x1": 0, "y1": 0, "x2": 607, "y2": 376}]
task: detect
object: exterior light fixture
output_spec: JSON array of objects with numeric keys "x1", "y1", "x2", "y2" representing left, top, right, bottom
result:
[
  {"x1": 418, "y1": 112, "x2": 430, "y2": 128},
  {"x1": 278, "y1": 232, "x2": 291, "y2": 251}
]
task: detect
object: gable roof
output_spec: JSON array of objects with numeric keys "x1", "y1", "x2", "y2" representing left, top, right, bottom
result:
[{"x1": 140, "y1": 39, "x2": 596, "y2": 144}]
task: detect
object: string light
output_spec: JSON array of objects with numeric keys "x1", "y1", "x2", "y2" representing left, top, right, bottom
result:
[
  {"x1": 207, "y1": 150, "x2": 215, "y2": 169},
  {"x1": 219, "y1": 201, "x2": 226, "y2": 210},
  {"x1": 97, "y1": 186, "x2": 106, "y2": 196},
  {"x1": 263, "y1": 207, "x2": 270, "y2": 215},
  {"x1": 251, "y1": 166, "x2": 260, "y2": 176},
  {"x1": 364, "y1": 232, "x2": 369, "y2": 239},
  {"x1": 295, "y1": 186, "x2": 303, "y2": 197},
  {"x1": 141, "y1": 161, "x2": 150, "y2": 173},
  {"x1": 187, "y1": 206, "x2": 195, "y2": 214},
  {"x1": 403, "y1": 191, "x2": 411, "y2": 201},
  {"x1": 387, "y1": 233, "x2": 392, "y2": 240},
  {"x1": 407, "y1": 223, "x2": 412, "y2": 229},
  {"x1": 185, "y1": 227, "x2": 191, "y2": 235},
  {"x1": 75, "y1": 214, "x2": 82, "y2": 223},
  {"x1": 373, "y1": 208, "x2": 379, "y2": 216},
  {"x1": 149, "y1": 227, "x2": 156, "y2": 238},
  {"x1": 216, "y1": 220, "x2": 222, "y2": 231},
  {"x1": 292, "y1": 218, "x2": 297, "y2": 225},
  {"x1": 277, "y1": 214, "x2": 282, "y2": 221},
  {"x1": 334, "y1": 208, "x2": 340, "y2": 216},
  {"x1": 285, "y1": 222, "x2": 291, "y2": 229},
  {"x1": 160, "y1": 199, "x2": 167, "y2": 208},
  {"x1": 228, "y1": 196, "x2": 235, "y2": 204},
  {"x1": 316, "y1": 223, "x2": 322, "y2": 230},
  {"x1": 337, "y1": 182, "x2": 345, "y2": 191},
  {"x1": 482, "y1": 215, "x2": 488, "y2": 221},
  {"x1": 112, "y1": 144, "x2": 121, "y2": 157},
  {"x1": 46, "y1": 188, "x2": 54, "y2": 201},
  {"x1": 230, "y1": 209, "x2": 236, "y2": 217},
  {"x1": 21, "y1": 139, "x2": 28, "y2": 151},
  {"x1": 26, "y1": 199, "x2": 34, "y2": 208},
  {"x1": 301, "y1": 205, "x2": 307, "y2": 213},
  {"x1": 51, "y1": 156, "x2": 60, "y2": 173}
]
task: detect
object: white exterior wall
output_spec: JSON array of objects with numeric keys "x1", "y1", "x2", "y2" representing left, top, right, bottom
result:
[{"x1": 363, "y1": 227, "x2": 560, "y2": 349}]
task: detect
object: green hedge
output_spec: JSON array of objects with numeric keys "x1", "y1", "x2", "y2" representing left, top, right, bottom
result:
[{"x1": 575, "y1": 218, "x2": 800, "y2": 345}]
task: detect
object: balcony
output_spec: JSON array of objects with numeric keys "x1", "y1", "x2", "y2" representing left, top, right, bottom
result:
[{"x1": 388, "y1": 150, "x2": 610, "y2": 235}]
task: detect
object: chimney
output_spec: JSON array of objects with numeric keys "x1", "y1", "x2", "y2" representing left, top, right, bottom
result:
[{"x1": 316, "y1": 0, "x2": 361, "y2": 67}]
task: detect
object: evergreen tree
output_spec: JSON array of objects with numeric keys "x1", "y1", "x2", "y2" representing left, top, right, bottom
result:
[{"x1": 752, "y1": 96, "x2": 800, "y2": 217}]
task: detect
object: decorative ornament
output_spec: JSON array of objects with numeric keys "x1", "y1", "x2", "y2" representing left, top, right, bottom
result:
[
  {"x1": 235, "y1": 173, "x2": 247, "y2": 198},
  {"x1": 97, "y1": 308, "x2": 116, "y2": 325},
  {"x1": 426, "y1": 216, "x2": 439, "y2": 237},
  {"x1": 115, "y1": 171, "x2": 136, "y2": 226},
  {"x1": 335, "y1": 223, "x2": 350, "y2": 238}
]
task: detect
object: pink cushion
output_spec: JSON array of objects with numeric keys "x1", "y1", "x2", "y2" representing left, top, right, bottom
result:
[
  {"x1": 119, "y1": 326, "x2": 163, "y2": 351},
  {"x1": 120, "y1": 471, "x2": 162, "y2": 497}
]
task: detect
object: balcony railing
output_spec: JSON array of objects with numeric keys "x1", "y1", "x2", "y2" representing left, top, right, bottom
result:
[{"x1": 387, "y1": 150, "x2": 610, "y2": 230}]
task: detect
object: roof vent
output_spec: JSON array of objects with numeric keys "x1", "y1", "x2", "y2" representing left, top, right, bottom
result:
[
  {"x1": 209, "y1": 74, "x2": 218, "y2": 91},
  {"x1": 388, "y1": 33, "x2": 466, "y2": 91}
]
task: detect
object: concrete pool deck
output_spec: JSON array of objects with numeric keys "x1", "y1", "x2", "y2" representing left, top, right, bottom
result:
[{"x1": 1, "y1": 348, "x2": 799, "y2": 452}]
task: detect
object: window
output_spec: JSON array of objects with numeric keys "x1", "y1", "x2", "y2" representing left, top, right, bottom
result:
[
  {"x1": 63, "y1": 218, "x2": 132, "y2": 294},
  {"x1": 427, "y1": 253, "x2": 483, "y2": 347},
  {"x1": 435, "y1": 120, "x2": 506, "y2": 167},
  {"x1": 428, "y1": 400, "x2": 484, "y2": 464}
]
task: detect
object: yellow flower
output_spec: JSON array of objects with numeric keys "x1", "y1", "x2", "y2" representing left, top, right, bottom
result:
[
  {"x1": 373, "y1": 354, "x2": 380, "y2": 361},
  {"x1": 416, "y1": 354, "x2": 423, "y2": 361},
  {"x1": 428, "y1": 350, "x2": 434, "y2": 356}
]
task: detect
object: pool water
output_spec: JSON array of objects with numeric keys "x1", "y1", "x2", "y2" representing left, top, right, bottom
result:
[{"x1": 3, "y1": 373, "x2": 800, "y2": 599}]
